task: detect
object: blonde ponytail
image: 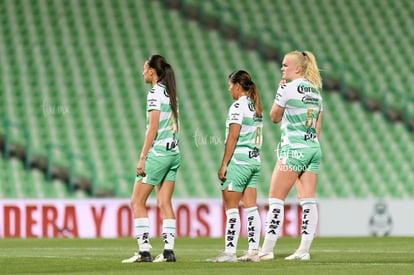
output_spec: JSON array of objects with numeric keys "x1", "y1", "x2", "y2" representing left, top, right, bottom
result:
[{"x1": 288, "y1": 51, "x2": 322, "y2": 90}]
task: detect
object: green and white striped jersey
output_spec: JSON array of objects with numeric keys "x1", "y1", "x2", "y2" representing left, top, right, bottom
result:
[
  {"x1": 146, "y1": 82, "x2": 179, "y2": 156},
  {"x1": 225, "y1": 95, "x2": 263, "y2": 165},
  {"x1": 274, "y1": 78, "x2": 323, "y2": 148}
]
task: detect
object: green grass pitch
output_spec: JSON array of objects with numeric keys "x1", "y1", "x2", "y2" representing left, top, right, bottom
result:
[{"x1": 0, "y1": 237, "x2": 413, "y2": 274}]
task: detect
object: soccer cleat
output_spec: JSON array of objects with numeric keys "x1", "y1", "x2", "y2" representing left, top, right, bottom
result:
[
  {"x1": 258, "y1": 251, "x2": 274, "y2": 261},
  {"x1": 207, "y1": 252, "x2": 237, "y2": 263},
  {"x1": 284, "y1": 251, "x2": 310, "y2": 260},
  {"x1": 153, "y1": 249, "x2": 176, "y2": 262},
  {"x1": 237, "y1": 250, "x2": 260, "y2": 262},
  {"x1": 122, "y1": 251, "x2": 153, "y2": 263}
]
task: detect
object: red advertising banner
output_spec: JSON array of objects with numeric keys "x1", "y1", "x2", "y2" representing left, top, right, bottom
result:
[{"x1": 0, "y1": 199, "x2": 301, "y2": 238}]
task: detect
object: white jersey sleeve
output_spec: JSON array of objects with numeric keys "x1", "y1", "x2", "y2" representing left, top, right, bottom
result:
[
  {"x1": 228, "y1": 101, "x2": 244, "y2": 125},
  {"x1": 147, "y1": 86, "x2": 162, "y2": 111},
  {"x1": 274, "y1": 84, "x2": 289, "y2": 108}
]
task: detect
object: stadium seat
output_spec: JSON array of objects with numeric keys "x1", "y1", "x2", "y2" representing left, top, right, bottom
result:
[{"x1": 1, "y1": 0, "x2": 413, "y2": 199}]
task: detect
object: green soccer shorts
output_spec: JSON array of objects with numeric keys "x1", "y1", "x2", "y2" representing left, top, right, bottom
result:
[
  {"x1": 221, "y1": 160, "x2": 261, "y2": 192},
  {"x1": 135, "y1": 152, "x2": 181, "y2": 185},
  {"x1": 278, "y1": 146, "x2": 322, "y2": 174}
]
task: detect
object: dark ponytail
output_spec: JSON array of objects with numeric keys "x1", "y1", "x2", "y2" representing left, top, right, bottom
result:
[
  {"x1": 147, "y1": 55, "x2": 179, "y2": 130},
  {"x1": 249, "y1": 83, "x2": 262, "y2": 117}
]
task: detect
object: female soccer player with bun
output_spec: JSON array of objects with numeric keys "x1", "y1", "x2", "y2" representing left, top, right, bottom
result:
[
  {"x1": 123, "y1": 54, "x2": 180, "y2": 263},
  {"x1": 208, "y1": 70, "x2": 263, "y2": 262},
  {"x1": 259, "y1": 51, "x2": 323, "y2": 261}
]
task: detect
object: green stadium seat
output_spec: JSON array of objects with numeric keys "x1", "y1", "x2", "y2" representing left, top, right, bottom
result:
[{"x1": 1, "y1": 0, "x2": 413, "y2": 199}]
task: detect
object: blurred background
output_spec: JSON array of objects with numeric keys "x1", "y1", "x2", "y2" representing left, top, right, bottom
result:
[{"x1": 1, "y1": 0, "x2": 414, "y2": 201}]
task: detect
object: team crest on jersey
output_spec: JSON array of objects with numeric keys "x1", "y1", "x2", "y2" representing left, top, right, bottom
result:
[{"x1": 248, "y1": 102, "x2": 255, "y2": 112}]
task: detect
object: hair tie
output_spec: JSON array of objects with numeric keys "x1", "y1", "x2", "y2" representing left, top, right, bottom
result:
[{"x1": 240, "y1": 81, "x2": 252, "y2": 91}]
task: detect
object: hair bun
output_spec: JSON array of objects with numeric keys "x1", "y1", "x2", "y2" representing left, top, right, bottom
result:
[{"x1": 242, "y1": 80, "x2": 254, "y2": 90}]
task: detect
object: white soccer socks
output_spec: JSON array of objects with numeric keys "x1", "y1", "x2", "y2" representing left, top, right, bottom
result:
[
  {"x1": 224, "y1": 208, "x2": 241, "y2": 254},
  {"x1": 297, "y1": 198, "x2": 318, "y2": 253},
  {"x1": 134, "y1": 218, "x2": 151, "y2": 252},
  {"x1": 261, "y1": 198, "x2": 284, "y2": 254},
  {"x1": 245, "y1": 206, "x2": 261, "y2": 252},
  {"x1": 162, "y1": 219, "x2": 176, "y2": 250}
]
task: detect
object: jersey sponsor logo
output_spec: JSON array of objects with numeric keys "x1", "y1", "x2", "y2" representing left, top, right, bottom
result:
[
  {"x1": 304, "y1": 130, "x2": 317, "y2": 141},
  {"x1": 166, "y1": 139, "x2": 179, "y2": 150},
  {"x1": 301, "y1": 94, "x2": 320, "y2": 105},
  {"x1": 253, "y1": 113, "x2": 263, "y2": 122},
  {"x1": 248, "y1": 147, "x2": 260, "y2": 158},
  {"x1": 148, "y1": 98, "x2": 157, "y2": 107},
  {"x1": 166, "y1": 135, "x2": 179, "y2": 151},
  {"x1": 275, "y1": 92, "x2": 282, "y2": 100},
  {"x1": 230, "y1": 112, "x2": 240, "y2": 121},
  {"x1": 297, "y1": 84, "x2": 317, "y2": 94}
]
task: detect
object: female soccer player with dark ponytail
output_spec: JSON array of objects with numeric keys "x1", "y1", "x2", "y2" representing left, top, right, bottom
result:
[
  {"x1": 123, "y1": 54, "x2": 180, "y2": 263},
  {"x1": 208, "y1": 70, "x2": 263, "y2": 262}
]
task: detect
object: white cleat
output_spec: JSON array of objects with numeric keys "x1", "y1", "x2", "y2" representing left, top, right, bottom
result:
[
  {"x1": 258, "y1": 251, "x2": 274, "y2": 261},
  {"x1": 122, "y1": 244, "x2": 153, "y2": 263},
  {"x1": 237, "y1": 250, "x2": 260, "y2": 262},
  {"x1": 153, "y1": 250, "x2": 176, "y2": 262},
  {"x1": 122, "y1": 252, "x2": 140, "y2": 263},
  {"x1": 207, "y1": 252, "x2": 237, "y2": 262},
  {"x1": 121, "y1": 251, "x2": 153, "y2": 263},
  {"x1": 285, "y1": 251, "x2": 310, "y2": 260}
]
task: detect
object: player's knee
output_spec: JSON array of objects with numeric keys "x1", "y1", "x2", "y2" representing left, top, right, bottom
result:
[
  {"x1": 130, "y1": 197, "x2": 145, "y2": 211},
  {"x1": 129, "y1": 198, "x2": 137, "y2": 210},
  {"x1": 157, "y1": 199, "x2": 172, "y2": 213}
]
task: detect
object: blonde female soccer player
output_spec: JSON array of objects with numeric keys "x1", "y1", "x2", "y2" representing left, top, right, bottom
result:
[{"x1": 259, "y1": 51, "x2": 323, "y2": 261}]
